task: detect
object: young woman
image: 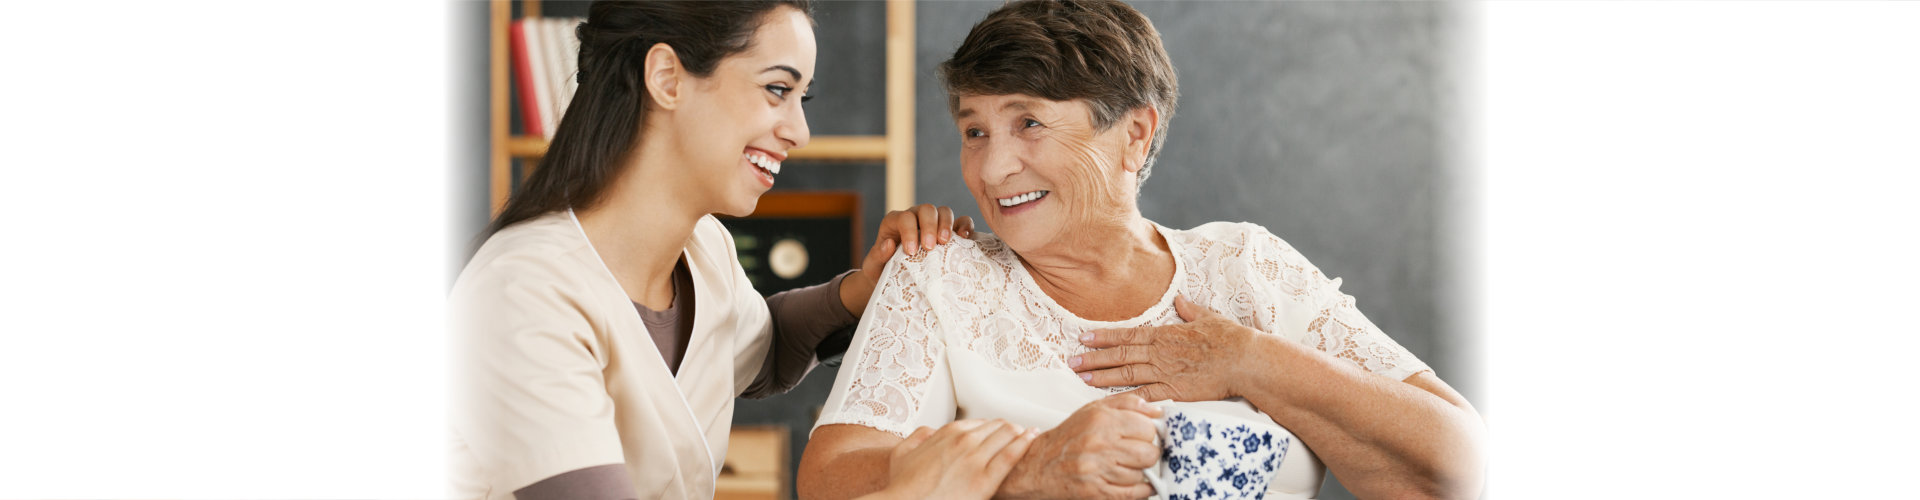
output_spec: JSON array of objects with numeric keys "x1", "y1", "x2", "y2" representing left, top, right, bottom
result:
[{"x1": 448, "y1": 2, "x2": 1033, "y2": 499}]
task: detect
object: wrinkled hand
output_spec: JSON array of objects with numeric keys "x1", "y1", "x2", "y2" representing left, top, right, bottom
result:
[
  {"x1": 843, "y1": 204, "x2": 976, "y2": 316},
  {"x1": 883, "y1": 419, "x2": 1037, "y2": 500},
  {"x1": 1071, "y1": 295, "x2": 1261, "y2": 402},
  {"x1": 995, "y1": 394, "x2": 1162, "y2": 500}
]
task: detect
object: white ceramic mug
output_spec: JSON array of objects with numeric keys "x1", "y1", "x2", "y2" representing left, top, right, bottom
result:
[{"x1": 1144, "y1": 404, "x2": 1292, "y2": 500}]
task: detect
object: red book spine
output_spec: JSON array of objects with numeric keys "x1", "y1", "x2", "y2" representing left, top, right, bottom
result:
[{"x1": 509, "y1": 20, "x2": 544, "y2": 138}]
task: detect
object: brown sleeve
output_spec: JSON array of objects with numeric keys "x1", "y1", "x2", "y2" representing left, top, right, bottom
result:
[
  {"x1": 514, "y1": 463, "x2": 635, "y2": 500},
  {"x1": 740, "y1": 270, "x2": 859, "y2": 399}
]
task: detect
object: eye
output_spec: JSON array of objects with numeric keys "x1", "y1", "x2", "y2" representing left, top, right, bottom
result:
[
  {"x1": 1022, "y1": 118, "x2": 1042, "y2": 129},
  {"x1": 800, "y1": 91, "x2": 814, "y2": 103},
  {"x1": 965, "y1": 128, "x2": 985, "y2": 138},
  {"x1": 766, "y1": 84, "x2": 793, "y2": 100}
]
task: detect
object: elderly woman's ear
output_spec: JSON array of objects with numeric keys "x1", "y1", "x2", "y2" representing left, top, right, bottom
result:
[{"x1": 1122, "y1": 105, "x2": 1160, "y2": 173}]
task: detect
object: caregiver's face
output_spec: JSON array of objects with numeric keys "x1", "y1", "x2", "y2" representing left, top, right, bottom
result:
[
  {"x1": 677, "y1": 6, "x2": 815, "y2": 217},
  {"x1": 954, "y1": 94, "x2": 1136, "y2": 253}
]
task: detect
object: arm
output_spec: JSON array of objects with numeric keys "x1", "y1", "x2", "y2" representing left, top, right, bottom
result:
[
  {"x1": 810, "y1": 421, "x2": 1037, "y2": 500},
  {"x1": 449, "y1": 259, "x2": 630, "y2": 497},
  {"x1": 1077, "y1": 296, "x2": 1485, "y2": 500},
  {"x1": 799, "y1": 424, "x2": 907, "y2": 499},
  {"x1": 803, "y1": 398, "x2": 1162, "y2": 500},
  {"x1": 513, "y1": 464, "x2": 637, "y2": 500},
  {"x1": 1234, "y1": 335, "x2": 1484, "y2": 500},
  {"x1": 740, "y1": 271, "x2": 857, "y2": 399}
]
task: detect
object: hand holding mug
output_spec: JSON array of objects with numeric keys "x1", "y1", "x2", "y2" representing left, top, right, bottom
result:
[{"x1": 994, "y1": 394, "x2": 1163, "y2": 500}]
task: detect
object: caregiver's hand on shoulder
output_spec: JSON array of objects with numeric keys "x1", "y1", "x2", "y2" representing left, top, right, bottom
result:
[
  {"x1": 1072, "y1": 295, "x2": 1261, "y2": 402},
  {"x1": 994, "y1": 394, "x2": 1161, "y2": 500},
  {"x1": 842, "y1": 204, "x2": 975, "y2": 316},
  {"x1": 870, "y1": 420, "x2": 1036, "y2": 500}
]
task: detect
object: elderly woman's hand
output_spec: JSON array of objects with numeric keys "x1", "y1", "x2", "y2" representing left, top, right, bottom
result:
[
  {"x1": 995, "y1": 394, "x2": 1162, "y2": 500},
  {"x1": 1071, "y1": 296, "x2": 1262, "y2": 402}
]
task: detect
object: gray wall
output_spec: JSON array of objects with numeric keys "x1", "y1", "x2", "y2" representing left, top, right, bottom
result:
[{"x1": 459, "y1": 2, "x2": 1471, "y2": 499}]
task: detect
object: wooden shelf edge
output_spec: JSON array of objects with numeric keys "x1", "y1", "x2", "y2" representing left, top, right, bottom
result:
[{"x1": 505, "y1": 135, "x2": 889, "y2": 162}]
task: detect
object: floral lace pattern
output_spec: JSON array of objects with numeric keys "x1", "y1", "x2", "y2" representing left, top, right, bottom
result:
[
  {"x1": 820, "y1": 221, "x2": 1431, "y2": 436},
  {"x1": 819, "y1": 258, "x2": 944, "y2": 433}
]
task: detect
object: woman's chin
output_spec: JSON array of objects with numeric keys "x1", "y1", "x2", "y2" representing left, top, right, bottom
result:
[
  {"x1": 720, "y1": 197, "x2": 760, "y2": 218},
  {"x1": 994, "y1": 225, "x2": 1048, "y2": 255}
]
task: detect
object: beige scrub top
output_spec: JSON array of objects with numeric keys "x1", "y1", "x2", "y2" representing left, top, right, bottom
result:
[{"x1": 449, "y1": 210, "x2": 773, "y2": 499}]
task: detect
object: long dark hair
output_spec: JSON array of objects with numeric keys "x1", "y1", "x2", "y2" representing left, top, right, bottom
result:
[{"x1": 483, "y1": 0, "x2": 814, "y2": 240}]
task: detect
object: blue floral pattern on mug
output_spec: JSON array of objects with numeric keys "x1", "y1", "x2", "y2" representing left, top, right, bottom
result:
[{"x1": 1159, "y1": 412, "x2": 1290, "y2": 500}]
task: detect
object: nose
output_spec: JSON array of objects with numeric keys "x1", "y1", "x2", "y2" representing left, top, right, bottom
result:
[
  {"x1": 776, "y1": 102, "x2": 811, "y2": 150},
  {"x1": 978, "y1": 137, "x2": 1023, "y2": 186}
]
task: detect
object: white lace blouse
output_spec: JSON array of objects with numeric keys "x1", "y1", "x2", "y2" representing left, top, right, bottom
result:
[{"x1": 814, "y1": 221, "x2": 1432, "y2": 499}]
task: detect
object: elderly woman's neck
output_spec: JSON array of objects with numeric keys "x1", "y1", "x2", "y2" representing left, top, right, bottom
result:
[{"x1": 1018, "y1": 217, "x2": 1174, "y2": 321}]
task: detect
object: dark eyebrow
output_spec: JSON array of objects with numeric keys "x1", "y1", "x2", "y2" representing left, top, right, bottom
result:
[{"x1": 761, "y1": 65, "x2": 807, "y2": 86}]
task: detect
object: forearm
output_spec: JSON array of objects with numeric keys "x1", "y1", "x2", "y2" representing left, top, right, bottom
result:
[
  {"x1": 1239, "y1": 336, "x2": 1485, "y2": 499},
  {"x1": 989, "y1": 453, "x2": 1050, "y2": 500},
  {"x1": 797, "y1": 441, "x2": 894, "y2": 500},
  {"x1": 838, "y1": 268, "x2": 877, "y2": 317},
  {"x1": 742, "y1": 271, "x2": 858, "y2": 399}
]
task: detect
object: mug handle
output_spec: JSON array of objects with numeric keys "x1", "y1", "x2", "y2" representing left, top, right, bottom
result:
[{"x1": 1143, "y1": 406, "x2": 1172, "y2": 497}]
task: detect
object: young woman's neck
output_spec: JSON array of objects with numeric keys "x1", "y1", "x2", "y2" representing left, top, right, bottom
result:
[
  {"x1": 575, "y1": 140, "x2": 706, "y2": 309},
  {"x1": 1017, "y1": 213, "x2": 1172, "y2": 321}
]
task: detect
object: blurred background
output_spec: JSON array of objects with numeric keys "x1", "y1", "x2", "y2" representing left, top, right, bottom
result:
[{"x1": 452, "y1": 2, "x2": 1471, "y2": 499}]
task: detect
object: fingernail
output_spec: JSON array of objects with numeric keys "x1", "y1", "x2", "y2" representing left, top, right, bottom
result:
[
  {"x1": 1068, "y1": 356, "x2": 1082, "y2": 368},
  {"x1": 1080, "y1": 373, "x2": 1093, "y2": 382},
  {"x1": 1080, "y1": 333, "x2": 1094, "y2": 342},
  {"x1": 942, "y1": 229, "x2": 952, "y2": 241},
  {"x1": 1025, "y1": 428, "x2": 1040, "y2": 438},
  {"x1": 905, "y1": 242, "x2": 917, "y2": 255}
]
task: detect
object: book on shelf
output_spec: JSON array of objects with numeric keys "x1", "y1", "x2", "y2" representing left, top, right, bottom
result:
[
  {"x1": 509, "y1": 16, "x2": 585, "y2": 143},
  {"x1": 508, "y1": 19, "x2": 542, "y2": 137}
]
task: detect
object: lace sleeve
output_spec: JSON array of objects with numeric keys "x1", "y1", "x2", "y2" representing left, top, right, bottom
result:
[
  {"x1": 812, "y1": 251, "x2": 957, "y2": 438},
  {"x1": 1250, "y1": 226, "x2": 1433, "y2": 381}
]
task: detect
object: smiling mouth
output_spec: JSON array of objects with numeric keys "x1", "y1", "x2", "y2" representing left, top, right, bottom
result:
[
  {"x1": 745, "y1": 151, "x2": 783, "y2": 177},
  {"x1": 996, "y1": 190, "x2": 1049, "y2": 207}
]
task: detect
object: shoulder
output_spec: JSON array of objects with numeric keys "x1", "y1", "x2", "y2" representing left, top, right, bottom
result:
[
  {"x1": 461, "y1": 212, "x2": 590, "y2": 277},
  {"x1": 901, "y1": 232, "x2": 1013, "y2": 279},
  {"x1": 1173, "y1": 221, "x2": 1292, "y2": 251},
  {"x1": 1166, "y1": 221, "x2": 1329, "y2": 295},
  {"x1": 875, "y1": 232, "x2": 1014, "y2": 301},
  {"x1": 451, "y1": 212, "x2": 602, "y2": 329}
]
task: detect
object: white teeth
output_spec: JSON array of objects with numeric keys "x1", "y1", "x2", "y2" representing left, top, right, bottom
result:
[
  {"x1": 745, "y1": 152, "x2": 782, "y2": 176},
  {"x1": 996, "y1": 190, "x2": 1047, "y2": 207}
]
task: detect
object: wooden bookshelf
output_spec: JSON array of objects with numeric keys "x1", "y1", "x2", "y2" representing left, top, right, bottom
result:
[
  {"x1": 487, "y1": 0, "x2": 915, "y2": 217},
  {"x1": 505, "y1": 135, "x2": 888, "y2": 163}
]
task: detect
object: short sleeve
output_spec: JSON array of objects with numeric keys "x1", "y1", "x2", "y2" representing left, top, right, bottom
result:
[
  {"x1": 812, "y1": 250, "x2": 958, "y2": 438},
  {"x1": 1247, "y1": 225, "x2": 1434, "y2": 381},
  {"x1": 450, "y1": 258, "x2": 627, "y2": 493}
]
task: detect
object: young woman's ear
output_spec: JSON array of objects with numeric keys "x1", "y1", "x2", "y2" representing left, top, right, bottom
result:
[
  {"x1": 1122, "y1": 106, "x2": 1160, "y2": 173},
  {"x1": 644, "y1": 42, "x2": 684, "y2": 110}
]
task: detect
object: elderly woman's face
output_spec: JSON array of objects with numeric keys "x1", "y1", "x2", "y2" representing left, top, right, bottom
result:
[{"x1": 954, "y1": 94, "x2": 1144, "y2": 253}]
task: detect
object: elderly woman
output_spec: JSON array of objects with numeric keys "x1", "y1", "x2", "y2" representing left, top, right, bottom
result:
[{"x1": 798, "y1": 1, "x2": 1484, "y2": 499}]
